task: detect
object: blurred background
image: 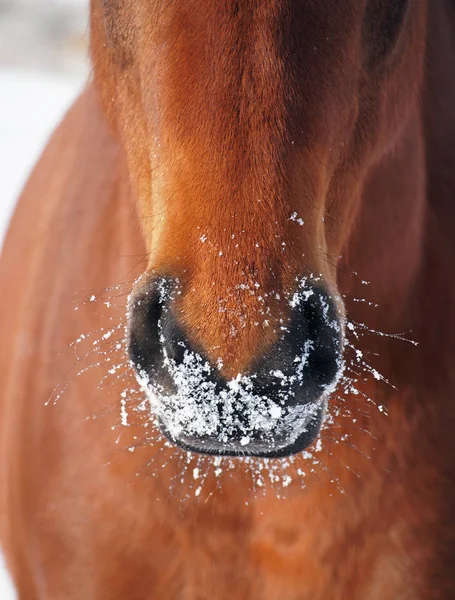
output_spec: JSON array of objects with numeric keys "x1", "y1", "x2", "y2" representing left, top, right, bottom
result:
[
  {"x1": 0, "y1": 0, "x2": 89, "y2": 595},
  {"x1": 0, "y1": 0, "x2": 89, "y2": 243}
]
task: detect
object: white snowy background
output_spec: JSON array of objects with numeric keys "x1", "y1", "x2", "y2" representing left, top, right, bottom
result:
[{"x1": 0, "y1": 0, "x2": 89, "y2": 594}]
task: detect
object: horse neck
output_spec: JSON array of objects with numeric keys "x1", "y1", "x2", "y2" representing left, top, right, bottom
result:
[
  {"x1": 419, "y1": 0, "x2": 455, "y2": 382},
  {"x1": 340, "y1": 1, "x2": 455, "y2": 399}
]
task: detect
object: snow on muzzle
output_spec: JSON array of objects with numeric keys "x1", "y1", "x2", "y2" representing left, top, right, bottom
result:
[{"x1": 127, "y1": 277, "x2": 344, "y2": 458}]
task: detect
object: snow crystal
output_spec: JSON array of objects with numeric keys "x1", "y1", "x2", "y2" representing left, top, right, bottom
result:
[{"x1": 289, "y1": 212, "x2": 304, "y2": 226}]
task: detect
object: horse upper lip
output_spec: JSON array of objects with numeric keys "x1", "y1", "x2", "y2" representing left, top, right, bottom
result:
[{"x1": 156, "y1": 395, "x2": 327, "y2": 457}]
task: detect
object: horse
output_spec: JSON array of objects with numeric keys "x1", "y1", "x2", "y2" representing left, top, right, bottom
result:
[{"x1": 1, "y1": 0, "x2": 455, "y2": 597}]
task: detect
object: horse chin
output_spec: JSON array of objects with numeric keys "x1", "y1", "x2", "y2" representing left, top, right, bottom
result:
[{"x1": 157, "y1": 397, "x2": 327, "y2": 459}]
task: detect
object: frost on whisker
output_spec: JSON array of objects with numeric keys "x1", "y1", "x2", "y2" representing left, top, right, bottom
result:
[
  {"x1": 131, "y1": 274, "x2": 418, "y2": 499},
  {"x1": 47, "y1": 279, "x2": 142, "y2": 427},
  {"x1": 289, "y1": 212, "x2": 304, "y2": 226},
  {"x1": 52, "y1": 269, "x2": 419, "y2": 501}
]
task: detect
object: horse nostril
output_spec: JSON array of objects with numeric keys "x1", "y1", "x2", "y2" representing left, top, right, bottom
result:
[
  {"x1": 128, "y1": 277, "x2": 181, "y2": 375},
  {"x1": 251, "y1": 285, "x2": 343, "y2": 407}
]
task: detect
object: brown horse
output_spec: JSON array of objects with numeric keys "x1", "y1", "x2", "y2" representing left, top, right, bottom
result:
[{"x1": 1, "y1": 0, "x2": 455, "y2": 597}]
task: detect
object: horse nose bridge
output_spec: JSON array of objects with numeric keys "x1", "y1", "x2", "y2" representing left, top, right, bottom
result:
[
  {"x1": 175, "y1": 275, "x2": 293, "y2": 376},
  {"x1": 128, "y1": 273, "x2": 292, "y2": 377}
]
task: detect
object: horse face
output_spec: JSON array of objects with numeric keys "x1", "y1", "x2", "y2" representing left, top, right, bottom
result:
[{"x1": 91, "y1": 0, "x2": 426, "y2": 457}]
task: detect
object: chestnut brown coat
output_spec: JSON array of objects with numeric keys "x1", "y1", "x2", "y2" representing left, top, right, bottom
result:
[{"x1": 1, "y1": 1, "x2": 455, "y2": 598}]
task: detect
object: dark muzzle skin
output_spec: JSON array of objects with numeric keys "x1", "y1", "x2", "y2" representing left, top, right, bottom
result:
[{"x1": 127, "y1": 277, "x2": 344, "y2": 458}]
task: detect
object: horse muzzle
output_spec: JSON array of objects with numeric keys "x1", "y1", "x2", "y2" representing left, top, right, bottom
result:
[{"x1": 127, "y1": 277, "x2": 344, "y2": 458}]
